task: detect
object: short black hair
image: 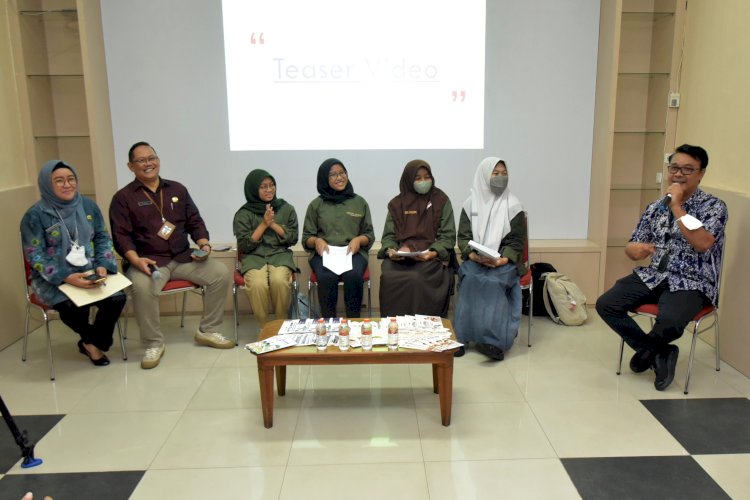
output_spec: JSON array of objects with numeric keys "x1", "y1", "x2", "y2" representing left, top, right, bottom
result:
[
  {"x1": 128, "y1": 141, "x2": 156, "y2": 162},
  {"x1": 669, "y1": 144, "x2": 709, "y2": 169}
]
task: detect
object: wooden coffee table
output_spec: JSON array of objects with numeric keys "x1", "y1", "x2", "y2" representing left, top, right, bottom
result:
[{"x1": 255, "y1": 318, "x2": 457, "y2": 428}]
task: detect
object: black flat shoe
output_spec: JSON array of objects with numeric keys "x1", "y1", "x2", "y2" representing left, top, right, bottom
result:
[
  {"x1": 77, "y1": 340, "x2": 110, "y2": 366},
  {"x1": 454, "y1": 346, "x2": 466, "y2": 357},
  {"x1": 653, "y1": 345, "x2": 678, "y2": 391},
  {"x1": 629, "y1": 348, "x2": 654, "y2": 373}
]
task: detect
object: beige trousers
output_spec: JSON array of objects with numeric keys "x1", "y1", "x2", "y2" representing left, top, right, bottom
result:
[
  {"x1": 127, "y1": 258, "x2": 231, "y2": 348},
  {"x1": 243, "y1": 264, "x2": 292, "y2": 327}
]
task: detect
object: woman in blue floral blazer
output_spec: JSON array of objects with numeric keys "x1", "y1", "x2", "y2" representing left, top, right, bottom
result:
[{"x1": 21, "y1": 160, "x2": 126, "y2": 366}]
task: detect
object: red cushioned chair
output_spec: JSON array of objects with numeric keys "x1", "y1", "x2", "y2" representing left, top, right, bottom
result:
[
  {"x1": 616, "y1": 303, "x2": 720, "y2": 394},
  {"x1": 122, "y1": 276, "x2": 204, "y2": 340},
  {"x1": 21, "y1": 237, "x2": 127, "y2": 381},
  {"x1": 308, "y1": 266, "x2": 372, "y2": 318}
]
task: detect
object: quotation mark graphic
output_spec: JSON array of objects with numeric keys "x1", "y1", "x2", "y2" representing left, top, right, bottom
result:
[
  {"x1": 251, "y1": 32, "x2": 265, "y2": 44},
  {"x1": 452, "y1": 90, "x2": 466, "y2": 102}
]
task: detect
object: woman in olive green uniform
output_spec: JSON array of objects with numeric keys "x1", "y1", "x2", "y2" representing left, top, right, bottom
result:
[
  {"x1": 302, "y1": 158, "x2": 374, "y2": 318},
  {"x1": 233, "y1": 169, "x2": 299, "y2": 327}
]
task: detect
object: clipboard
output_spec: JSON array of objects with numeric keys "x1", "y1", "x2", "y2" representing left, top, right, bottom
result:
[{"x1": 58, "y1": 273, "x2": 132, "y2": 307}]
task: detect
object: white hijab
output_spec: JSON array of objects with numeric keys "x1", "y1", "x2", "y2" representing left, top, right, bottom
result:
[{"x1": 462, "y1": 157, "x2": 523, "y2": 252}]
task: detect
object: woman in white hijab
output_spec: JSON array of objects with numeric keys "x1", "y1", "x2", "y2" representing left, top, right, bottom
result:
[{"x1": 453, "y1": 157, "x2": 527, "y2": 360}]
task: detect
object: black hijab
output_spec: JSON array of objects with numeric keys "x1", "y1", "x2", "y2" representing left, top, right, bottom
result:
[
  {"x1": 316, "y1": 158, "x2": 355, "y2": 204},
  {"x1": 242, "y1": 169, "x2": 286, "y2": 215}
]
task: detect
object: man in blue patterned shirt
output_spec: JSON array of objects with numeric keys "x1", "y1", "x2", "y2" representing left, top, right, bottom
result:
[{"x1": 596, "y1": 144, "x2": 728, "y2": 391}]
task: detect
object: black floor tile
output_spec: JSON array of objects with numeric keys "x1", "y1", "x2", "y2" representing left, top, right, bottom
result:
[
  {"x1": 641, "y1": 398, "x2": 750, "y2": 454},
  {"x1": 0, "y1": 414, "x2": 64, "y2": 474},
  {"x1": 0, "y1": 471, "x2": 144, "y2": 500},
  {"x1": 562, "y1": 456, "x2": 730, "y2": 500}
]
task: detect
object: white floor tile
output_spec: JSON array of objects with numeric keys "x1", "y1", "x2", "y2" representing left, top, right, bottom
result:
[
  {"x1": 150, "y1": 408, "x2": 298, "y2": 468},
  {"x1": 130, "y1": 467, "x2": 285, "y2": 500},
  {"x1": 417, "y1": 402, "x2": 556, "y2": 461},
  {"x1": 694, "y1": 454, "x2": 750, "y2": 499},
  {"x1": 9, "y1": 411, "x2": 182, "y2": 473},
  {"x1": 529, "y1": 398, "x2": 687, "y2": 458},
  {"x1": 288, "y1": 405, "x2": 422, "y2": 465},
  {"x1": 425, "y1": 459, "x2": 580, "y2": 500},
  {"x1": 279, "y1": 462, "x2": 430, "y2": 500}
]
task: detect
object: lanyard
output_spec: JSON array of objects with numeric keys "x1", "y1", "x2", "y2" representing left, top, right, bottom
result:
[
  {"x1": 142, "y1": 189, "x2": 165, "y2": 223},
  {"x1": 53, "y1": 207, "x2": 78, "y2": 245}
]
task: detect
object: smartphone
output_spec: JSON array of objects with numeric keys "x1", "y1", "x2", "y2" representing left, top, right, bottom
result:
[
  {"x1": 85, "y1": 274, "x2": 106, "y2": 284},
  {"x1": 192, "y1": 248, "x2": 208, "y2": 258}
]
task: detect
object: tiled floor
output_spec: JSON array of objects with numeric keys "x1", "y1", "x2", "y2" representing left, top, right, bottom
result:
[{"x1": 1, "y1": 311, "x2": 749, "y2": 499}]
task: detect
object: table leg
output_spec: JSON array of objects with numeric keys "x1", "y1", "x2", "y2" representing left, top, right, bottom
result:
[
  {"x1": 276, "y1": 365, "x2": 287, "y2": 396},
  {"x1": 432, "y1": 364, "x2": 439, "y2": 394},
  {"x1": 435, "y1": 358, "x2": 454, "y2": 426},
  {"x1": 257, "y1": 361, "x2": 275, "y2": 428}
]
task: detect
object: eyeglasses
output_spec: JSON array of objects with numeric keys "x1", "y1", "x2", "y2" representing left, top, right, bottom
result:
[
  {"x1": 328, "y1": 171, "x2": 347, "y2": 179},
  {"x1": 131, "y1": 156, "x2": 159, "y2": 166},
  {"x1": 53, "y1": 176, "x2": 77, "y2": 187},
  {"x1": 259, "y1": 183, "x2": 276, "y2": 191},
  {"x1": 667, "y1": 164, "x2": 699, "y2": 176}
]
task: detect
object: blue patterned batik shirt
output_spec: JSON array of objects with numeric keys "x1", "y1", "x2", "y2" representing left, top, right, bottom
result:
[{"x1": 630, "y1": 188, "x2": 727, "y2": 305}]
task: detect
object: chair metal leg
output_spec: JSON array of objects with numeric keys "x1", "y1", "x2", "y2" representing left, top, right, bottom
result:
[
  {"x1": 44, "y1": 316, "x2": 54, "y2": 381},
  {"x1": 232, "y1": 284, "x2": 239, "y2": 345},
  {"x1": 714, "y1": 314, "x2": 721, "y2": 371},
  {"x1": 116, "y1": 320, "x2": 127, "y2": 361},
  {"x1": 684, "y1": 321, "x2": 701, "y2": 395},
  {"x1": 527, "y1": 285, "x2": 533, "y2": 347},
  {"x1": 22, "y1": 305, "x2": 30, "y2": 362},
  {"x1": 366, "y1": 280, "x2": 372, "y2": 318},
  {"x1": 616, "y1": 338, "x2": 625, "y2": 375},
  {"x1": 180, "y1": 291, "x2": 188, "y2": 327}
]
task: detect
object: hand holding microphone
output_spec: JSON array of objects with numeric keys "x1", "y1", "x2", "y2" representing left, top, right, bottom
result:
[
  {"x1": 660, "y1": 182, "x2": 684, "y2": 209},
  {"x1": 148, "y1": 263, "x2": 162, "y2": 280}
]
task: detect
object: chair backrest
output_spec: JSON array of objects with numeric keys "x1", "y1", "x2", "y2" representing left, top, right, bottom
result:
[{"x1": 20, "y1": 233, "x2": 50, "y2": 309}]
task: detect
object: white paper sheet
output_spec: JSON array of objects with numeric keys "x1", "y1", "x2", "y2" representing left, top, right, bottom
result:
[
  {"x1": 322, "y1": 245, "x2": 353, "y2": 274},
  {"x1": 58, "y1": 273, "x2": 132, "y2": 307}
]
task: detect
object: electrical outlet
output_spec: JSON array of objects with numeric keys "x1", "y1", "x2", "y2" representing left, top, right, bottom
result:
[
  {"x1": 668, "y1": 92, "x2": 680, "y2": 107},
  {"x1": 664, "y1": 153, "x2": 670, "y2": 164},
  {"x1": 656, "y1": 172, "x2": 663, "y2": 183}
]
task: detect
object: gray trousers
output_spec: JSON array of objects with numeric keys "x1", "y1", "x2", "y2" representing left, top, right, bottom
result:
[{"x1": 127, "y1": 259, "x2": 231, "y2": 348}]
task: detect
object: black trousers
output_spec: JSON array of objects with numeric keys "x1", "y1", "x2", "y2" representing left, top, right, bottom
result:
[
  {"x1": 595, "y1": 272, "x2": 710, "y2": 354},
  {"x1": 53, "y1": 292, "x2": 127, "y2": 352},
  {"x1": 310, "y1": 253, "x2": 368, "y2": 318}
]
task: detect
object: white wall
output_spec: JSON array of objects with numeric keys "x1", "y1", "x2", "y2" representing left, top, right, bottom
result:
[{"x1": 100, "y1": 0, "x2": 600, "y2": 242}]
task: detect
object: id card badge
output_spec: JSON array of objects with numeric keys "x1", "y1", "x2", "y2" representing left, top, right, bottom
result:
[{"x1": 157, "y1": 220, "x2": 176, "y2": 240}]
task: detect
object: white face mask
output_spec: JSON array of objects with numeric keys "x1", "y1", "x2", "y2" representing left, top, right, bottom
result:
[
  {"x1": 65, "y1": 242, "x2": 89, "y2": 267},
  {"x1": 489, "y1": 175, "x2": 508, "y2": 195},
  {"x1": 413, "y1": 180, "x2": 433, "y2": 194}
]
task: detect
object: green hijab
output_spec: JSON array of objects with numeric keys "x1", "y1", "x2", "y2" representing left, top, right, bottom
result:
[{"x1": 242, "y1": 169, "x2": 286, "y2": 215}]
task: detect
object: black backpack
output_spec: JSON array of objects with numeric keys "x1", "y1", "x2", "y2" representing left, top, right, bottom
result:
[{"x1": 522, "y1": 262, "x2": 557, "y2": 316}]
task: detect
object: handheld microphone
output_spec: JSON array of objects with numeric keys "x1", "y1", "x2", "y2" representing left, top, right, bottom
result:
[
  {"x1": 660, "y1": 193, "x2": 672, "y2": 207},
  {"x1": 148, "y1": 264, "x2": 162, "y2": 280}
]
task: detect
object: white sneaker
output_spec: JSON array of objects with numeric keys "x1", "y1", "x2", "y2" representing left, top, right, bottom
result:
[
  {"x1": 195, "y1": 330, "x2": 234, "y2": 349},
  {"x1": 141, "y1": 345, "x2": 165, "y2": 369}
]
